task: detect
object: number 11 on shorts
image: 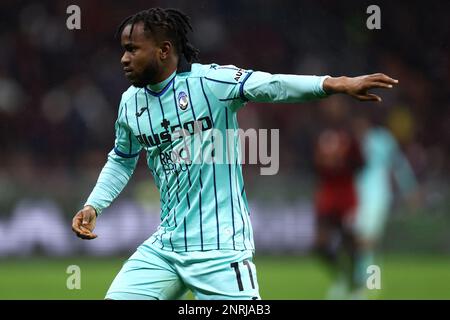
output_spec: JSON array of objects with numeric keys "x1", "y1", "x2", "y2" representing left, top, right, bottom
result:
[{"x1": 230, "y1": 260, "x2": 255, "y2": 291}]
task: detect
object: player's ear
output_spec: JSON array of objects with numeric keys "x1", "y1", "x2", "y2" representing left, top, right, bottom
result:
[{"x1": 159, "y1": 41, "x2": 172, "y2": 60}]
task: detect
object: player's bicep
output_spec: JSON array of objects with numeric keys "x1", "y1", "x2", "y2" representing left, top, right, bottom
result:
[
  {"x1": 113, "y1": 103, "x2": 142, "y2": 159},
  {"x1": 114, "y1": 120, "x2": 141, "y2": 158},
  {"x1": 204, "y1": 65, "x2": 254, "y2": 112}
]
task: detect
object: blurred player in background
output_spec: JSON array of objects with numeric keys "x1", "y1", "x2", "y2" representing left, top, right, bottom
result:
[
  {"x1": 351, "y1": 114, "x2": 419, "y2": 299},
  {"x1": 70, "y1": 7, "x2": 399, "y2": 300},
  {"x1": 313, "y1": 100, "x2": 364, "y2": 299}
]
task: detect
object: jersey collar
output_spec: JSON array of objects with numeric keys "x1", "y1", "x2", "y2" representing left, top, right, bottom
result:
[
  {"x1": 145, "y1": 58, "x2": 192, "y2": 97},
  {"x1": 145, "y1": 71, "x2": 176, "y2": 97}
]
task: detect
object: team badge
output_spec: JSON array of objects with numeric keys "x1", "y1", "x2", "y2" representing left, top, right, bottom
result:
[{"x1": 178, "y1": 91, "x2": 189, "y2": 110}]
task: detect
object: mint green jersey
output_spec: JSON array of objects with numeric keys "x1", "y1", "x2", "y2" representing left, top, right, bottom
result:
[{"x1": 85, "y1": 62, "x2": 328, "y2": 252}]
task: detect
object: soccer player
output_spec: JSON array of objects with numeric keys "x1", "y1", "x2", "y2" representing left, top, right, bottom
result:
[
  {"x1": 71, "y1": 8, "x2": 398, "y2": 300},
  {"x1": 313, "y1": 118, "x2": 364, "y2": 299},
  {"x1": 350, "y1": 115, "x2": 418, "y2": 299}
]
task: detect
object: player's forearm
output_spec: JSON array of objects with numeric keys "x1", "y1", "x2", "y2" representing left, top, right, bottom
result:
[
  {"x1": 84, "y1": 150, "x2": 138, "y2": 216},
  {"x1": 243, "y1": 72, "x2": 329, "y2": 103}
]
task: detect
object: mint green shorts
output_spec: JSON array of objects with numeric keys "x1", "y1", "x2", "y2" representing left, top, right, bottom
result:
[{"x1": 105, "y1": 237, "x2": 260, "y2": 300}]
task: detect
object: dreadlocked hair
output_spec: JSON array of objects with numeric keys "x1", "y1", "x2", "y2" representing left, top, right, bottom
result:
[{"x1": 116, "y1": 8, "x2": 200, "y2": 63}]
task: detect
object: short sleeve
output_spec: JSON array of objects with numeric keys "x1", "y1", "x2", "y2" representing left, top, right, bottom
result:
[{"x1": 113, "y1": 100, "x2": 142, "y2": 158}]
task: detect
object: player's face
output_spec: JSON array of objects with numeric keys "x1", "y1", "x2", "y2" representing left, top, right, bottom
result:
[{"x1": 120, "y1": 23, "x2": 162, "y2": 87}]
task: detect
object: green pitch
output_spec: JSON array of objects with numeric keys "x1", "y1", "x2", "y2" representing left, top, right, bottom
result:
[{"x1": 0, "y1": 255, "x2": 449, "y2": 299}]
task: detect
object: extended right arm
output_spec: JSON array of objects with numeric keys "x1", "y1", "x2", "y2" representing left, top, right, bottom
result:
[{"x1": 203, "y1": 65, "x2": 398, "y2": 112}]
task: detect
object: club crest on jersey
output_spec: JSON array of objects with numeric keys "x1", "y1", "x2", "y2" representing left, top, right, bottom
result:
[{"x1": 178, "y1": 91, "x2": 189, "y2": 110}]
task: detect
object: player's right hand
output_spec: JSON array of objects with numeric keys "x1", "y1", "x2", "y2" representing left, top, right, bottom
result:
[
  {"x1": 323, "y1": 73, "x2": 398, "y2": 102},
  {"x1": 72, "y1": 205, "x2": 98, "y2": 240}
]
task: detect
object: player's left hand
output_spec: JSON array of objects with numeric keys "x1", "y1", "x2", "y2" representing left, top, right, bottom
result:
[
  {"x1": 323, "y1": 73, "x2": 399, "y2": 102},
  {"x1": 72, "y1": 205, "x2": 98, "y2": 240}
]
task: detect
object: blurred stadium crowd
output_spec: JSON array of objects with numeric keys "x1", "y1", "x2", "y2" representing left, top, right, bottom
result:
[{"x1": 0, "y1": 0, "x2": 448, "y2": 254}]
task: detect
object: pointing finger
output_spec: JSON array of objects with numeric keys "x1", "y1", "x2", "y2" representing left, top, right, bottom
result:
[
  {"x1": 371, "y1": 73, "x2": 398, "y2": 84},
  {"x1": 369, "y1": 82, "x2": 394, "y2": 89}
]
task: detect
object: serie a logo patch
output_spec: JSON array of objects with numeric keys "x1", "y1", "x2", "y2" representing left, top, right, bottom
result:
[{"x1": 178, "y1": 91, "x2": 189, "y2": 110}]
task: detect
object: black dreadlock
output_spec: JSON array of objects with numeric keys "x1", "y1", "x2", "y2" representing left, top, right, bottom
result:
[{"x1": 116, "y1": 8, "x2": 199, "y2": 63}]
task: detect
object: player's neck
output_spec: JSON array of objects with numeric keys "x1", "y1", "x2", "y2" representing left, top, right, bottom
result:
[
  {"x1": 146, "y1": 55, "x2": 177, "y2": 90},
  {"x1": 147, "y1": 69, "x2": 176, "y2": 92},
  {"x1": 147, "y1": 57, "x2": 178, "y2": 89}
]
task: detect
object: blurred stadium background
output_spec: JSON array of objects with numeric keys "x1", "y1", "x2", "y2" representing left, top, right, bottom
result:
[{"x1": 0, "y1": 0, "x2": 449, "y2": 299}]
